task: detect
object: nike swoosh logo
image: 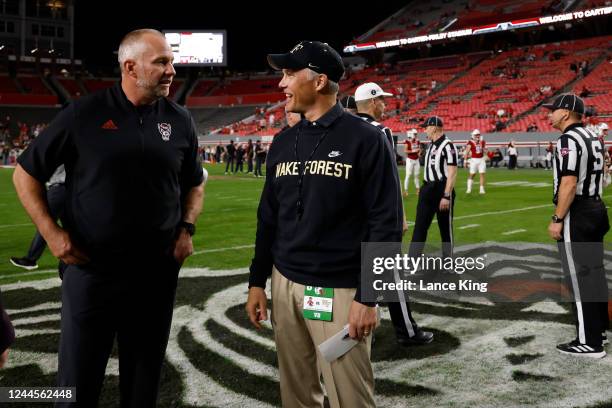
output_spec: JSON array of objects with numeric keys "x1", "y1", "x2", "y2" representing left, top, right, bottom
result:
[
  {"x1": 328, "y1": 151, "x2": 342, "y2": 158},
  {"x1": 308, "y1": 63, "x2": 320, "y2": 69}
]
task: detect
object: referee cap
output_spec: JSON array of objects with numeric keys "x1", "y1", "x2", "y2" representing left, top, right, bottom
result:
[
  {"x1": 339, "y1": 95, "x2": 357, "y2": 110},
  {"x1": 354, "y1": 82, "x2": 393, "y2": 101},
  {"x1": 267, "y1": 41, "x2": 345, "y2": 83},
  {"x1": 421, "y1": 116, "x2": 444, "y2": 128},
  {"x1": 542, "y1": 93, "x2": 585, "y2": 114}
]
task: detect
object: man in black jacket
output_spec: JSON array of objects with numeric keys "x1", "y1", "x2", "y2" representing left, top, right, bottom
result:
[
  {"x1": 245, "y1": 41, "x2": 402, "y2": 408},
  {"x1": 13, "y1": 29, "x2": 204, "y2": 407}
]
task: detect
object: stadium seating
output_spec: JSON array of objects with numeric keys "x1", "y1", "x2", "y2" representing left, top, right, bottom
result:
[
  {"x1": 211, "y1": 77, "x2": 279, "y2": 96},
  {"x1": 0, "y1": 74, "x2": 20, "y2": 94},
  {"x1": 390, "y1": 36, "x2": 611, "y2": 132},
  {"x1": 454, "y1": 0, "x2": 557, "y2": 30},
  {"x1": 17, "y1": 75, "x2": 52, "y2": 94},
  {"x1": 82, "y1": 78, "x2": 116, "y2": 93},
  {"x1": 57, "y1": 77, "x2": 84, "y2": 97},
  {"x1": 348, "y1": 0, "x2": 465, "y2": 45},
  {"x1": 190, "y1": 79, "x2": 220, "y2": 97}
]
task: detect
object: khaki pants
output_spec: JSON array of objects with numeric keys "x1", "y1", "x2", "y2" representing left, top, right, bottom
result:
[{"x1": 271, "y1": 267, "x2": 376, "y2": 408}]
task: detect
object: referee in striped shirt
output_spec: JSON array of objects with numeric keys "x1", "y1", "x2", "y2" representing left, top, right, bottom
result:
[
  {"x1": 544, "y1": 93, "x2": 609, "y2": 358},
  {"x1": 355, "y1": 82, "x2": 433, "y2": 346},
  {"x1": 409, "y1": 116, "x2": 458, "y2": 263}
]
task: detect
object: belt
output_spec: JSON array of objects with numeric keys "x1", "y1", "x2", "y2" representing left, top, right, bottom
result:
[{"x1": 574, "y1": 195, "x2": 601, "y2": 201}]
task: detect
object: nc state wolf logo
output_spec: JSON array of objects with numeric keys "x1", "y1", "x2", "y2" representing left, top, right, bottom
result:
[{"x1": 158, "y1": 123, "x2": 171, "y2": 141}]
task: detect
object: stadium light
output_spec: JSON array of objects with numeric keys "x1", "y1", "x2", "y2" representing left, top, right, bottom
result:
[
  {"x1": 0, "y1": 45, "x2": 4, "y2": 51},
  {"x1": 30, "y1": 47, "x2": 38, "y2": 54}
]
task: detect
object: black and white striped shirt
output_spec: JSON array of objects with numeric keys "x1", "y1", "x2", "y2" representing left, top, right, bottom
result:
[
  {"x1": 553, "y1": 122, "x2": 605, "y2": 204},
  {"x1": 424, "y1": 135, "x2": 458, "y2": 182},
  {"x1": 357, "y1": 113, "x2": 394, "y2": 150}
]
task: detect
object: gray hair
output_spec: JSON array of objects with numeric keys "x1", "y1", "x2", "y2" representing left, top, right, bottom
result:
[
  {"x1": 117, "y1": 28, "x2": 164, "y2": 71},
  {"x1": 306, "y1": 68, "x2": 339, "y2": 95}
]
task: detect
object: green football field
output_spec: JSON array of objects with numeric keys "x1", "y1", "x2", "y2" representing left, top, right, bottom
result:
[
  {"x1": 1, "y1": 165, "x2": 610, "y2": 282},
  {"x1": 1, "y1": 164, "x2": 612, "y2": 408}
]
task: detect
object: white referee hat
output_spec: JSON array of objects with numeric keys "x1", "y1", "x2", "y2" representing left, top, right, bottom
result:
[{"x1": 354, "y1": 82, "x2": 393, "y2": 101}]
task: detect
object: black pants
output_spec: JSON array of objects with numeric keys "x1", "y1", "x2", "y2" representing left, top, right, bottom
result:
[
  {"x1": 508, "y1": 155, "x2": 517, "y2": 169},
  {"x1": 247, "y1": 155, "x2": 253, "y2": 172},
  {"x1": 235, "y1": 159, "x2": 244, "y2": 173},
  {"x1": 56, "y1": 255, "x2": 180, "y2": 407},
  {"x1": 255, "y1": 156, "x2": 263, "y2": 177},
  {"x1": 557, "y1": 198, "x2": 610, "y2": 346},
  {"x1": 225, "y1": 156, "x2": 235, "y2": 173},
  {"x1": 409, "y1": 181, "x2": 455, "y2": 260},
  {"x1": 26, "y1": 184, "x2": 66, "y2": 261},
  {"x1": 387, "y1": 300, "x2": 418, "y2": 337}
]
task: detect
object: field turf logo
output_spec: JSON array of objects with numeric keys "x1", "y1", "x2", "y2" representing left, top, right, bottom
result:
[{"x1": 2, "y1": 243, "x2": 612, "y2": 407}]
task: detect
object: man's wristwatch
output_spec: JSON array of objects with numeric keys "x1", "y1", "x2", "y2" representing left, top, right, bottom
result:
[
  {"x1": 551, "y1": 215, "x2": 564, "y2": 223},
  {"x1": 442, "y1": 193, "x2": 451, "y2": 200},
  {"x1": 178, "y1": 221, "x2": 196, "y2": 236}
]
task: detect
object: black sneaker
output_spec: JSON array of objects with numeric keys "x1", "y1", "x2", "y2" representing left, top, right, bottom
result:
[
  {"x1": 556, "y1": 340, "x2": 606, "y2": 359},
  {"x1": 603, "y1": 333, "x2": 609, "y2": 346},
  {"x1": 9, "y1": 257, "x2": 38, "y2": 271},
  {"x1": 397, "y1": 329, "x2": 434, "y2": 346}
]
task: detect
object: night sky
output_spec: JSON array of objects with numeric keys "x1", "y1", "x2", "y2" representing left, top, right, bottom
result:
[{"x1": 73, "y1": 1, "x2": 406, "y2": 70}]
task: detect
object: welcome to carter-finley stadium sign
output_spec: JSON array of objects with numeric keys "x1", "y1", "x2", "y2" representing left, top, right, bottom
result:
[{"x1": 344, "y1": 6, "x2": 612, "y2": 53}]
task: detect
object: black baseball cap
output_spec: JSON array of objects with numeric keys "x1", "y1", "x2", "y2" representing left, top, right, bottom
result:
[
  {"x1": 267, "y1": 41, "x2": 345, "y2": 83},
  {"x1": 542, "y1": 93, "x2": 585, "y2": 114},
  {"x1": 421, "y1": 116, "x2": 444, "y2": 128},
  {"x1": 340, "y1": 95, "x2": 357, "y2": 110}
]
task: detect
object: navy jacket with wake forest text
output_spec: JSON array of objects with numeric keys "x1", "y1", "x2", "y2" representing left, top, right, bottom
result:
[{"x1": 248, "y1": 103, "x2": 403, "y2": 303}]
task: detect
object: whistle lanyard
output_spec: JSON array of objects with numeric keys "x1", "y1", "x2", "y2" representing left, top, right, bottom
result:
[{"x1": 294, "y1": 123, "x2": 329, "y2": 220}]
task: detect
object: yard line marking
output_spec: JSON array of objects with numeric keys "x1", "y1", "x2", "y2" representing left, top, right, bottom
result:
[
  {"x1": 0, "y1": 223, "x2": 33, "y2": 229},
  {"x1": 0, "y1": 269, "x2": 56, "y2": 280},
  {"x1": 407, "y1": 194, "x2": 612, "y2": 227},
  {"x1": 192, "y1": 244, "x2": 254, "y2": 255},
  {"x1": 459, "y1": 224, "x2": 480, "y2": 230},
  {"x1": 502, "y1": 229, "x2": 527, "y2": 236},
  {"x1": 406, "y1": 204, "x2": 552, "y2": 226}
]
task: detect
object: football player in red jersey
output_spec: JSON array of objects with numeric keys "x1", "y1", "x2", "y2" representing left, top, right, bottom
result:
[
  {"x1": 403, "y1": 129, "x2": 421, "y2": 197},
  {"x1": 465, "y1": 129, "x2": 487, "y2": 194}
]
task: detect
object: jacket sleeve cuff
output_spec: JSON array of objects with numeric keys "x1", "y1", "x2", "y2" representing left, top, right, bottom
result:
[
  {"x1": 248, "y1": 263, "x2": 272, "y2": 289},
  {"x1": 354, "y1": 286, "x2": 376, "y2": 307}
]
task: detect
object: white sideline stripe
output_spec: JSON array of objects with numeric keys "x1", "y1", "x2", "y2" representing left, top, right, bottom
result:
[
  {"x1": 0, "y1": 269, "x2": 56, "y2": 280},
  {"x1": 193, "y1": 245, "x2": 254, "y2": 255},
  {"x1": 459, "y1": 224, "x2": 480, "y2": 230},
  {"x1": 502, "y1": 229, "x2": 527, "y2": 236},
  {"x1": 0, "y1": 223, "x2": 32, "y2": 229},
  {"x1": 6, "y1": 301, "x2": 61, "y2": 315},
  {"x1": 407, "y1": 194, "x2": 612, "y2": 226},
  {"x1": 406, "y1": 204, "x2": 552, "y2": 226}
]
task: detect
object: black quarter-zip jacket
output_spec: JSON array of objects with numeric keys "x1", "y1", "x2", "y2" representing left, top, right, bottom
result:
[
  {"x1": 18, "y1": 82, "x2": 204, "y2": 261},
  {"x1": 249, "y1": 103, "x2": 403, "y2": 303}
]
